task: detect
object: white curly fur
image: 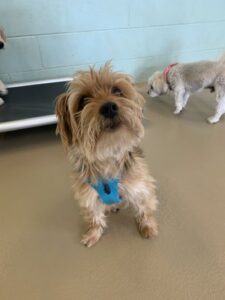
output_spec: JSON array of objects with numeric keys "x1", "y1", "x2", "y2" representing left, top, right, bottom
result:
[{"x1": 147, "y1": 55, "x2": 225, "y2": 123}]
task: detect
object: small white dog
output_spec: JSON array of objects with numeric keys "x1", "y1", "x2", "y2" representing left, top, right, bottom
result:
[
  {"x1": 0, "y1": 28, "x2": 7, "y2": 106},
  {"x1": 147, "y1": 55, "x2": 225, "y2": 123}
]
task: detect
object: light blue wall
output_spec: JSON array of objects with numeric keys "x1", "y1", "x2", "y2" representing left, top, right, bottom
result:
[{"x1": 1, "y1": 0, "x2": 225, "y2": 83}]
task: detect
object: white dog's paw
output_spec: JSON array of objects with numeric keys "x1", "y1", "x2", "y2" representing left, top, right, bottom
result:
[
  {"x1": 0, "y1": 98, "x2": 4, "y2": 106},
  {"x1": 174, "y1": 108, "x2": 182, "y2": 115},
  {"x1": 207, "y1": 116, "x2": 220, "y2": 124},
  {"x1": 0, "y1": 88, "x2": 7, "y2": 95},
  {"x1": 0, "y1": 87, "x2": 8, "y2": 95},
  {"x1": 0, "y1": 81, "x2": 8, "y2": 95}
]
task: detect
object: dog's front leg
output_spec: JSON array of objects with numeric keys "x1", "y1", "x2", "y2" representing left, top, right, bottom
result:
[
  {"x1": 0, "y1": 80, "x2": 7, "y2": 95},
  {"x1": 135, "y1": 201, "x2": 158, "y2": 239},
  {"x1": 0, "y1": 80, "x2": 7, "y2": 105},
  {"x1": 80, "y1": 200, "x2": 107, "y2": 247},
  {"x1": 174, "y1": 90, "x2": 185, "y2": 114},
  {"x1": 126, "y1": 180, "x2": 158, "y2": 239},
  {"x1": 208, "y1": 96, "x2": 225, "y2": 124},
  {"x1": 182, "y1": 91, "x2": 190, "y2": 109}
]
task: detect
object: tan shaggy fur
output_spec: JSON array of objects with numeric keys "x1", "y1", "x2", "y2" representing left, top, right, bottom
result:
[{"x1": 55, "y1": 63, "x2": 158, "y2": 247}]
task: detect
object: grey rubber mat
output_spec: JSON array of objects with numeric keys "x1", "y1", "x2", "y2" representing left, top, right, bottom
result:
[{"x1": 0, "y1": 81, "x2": 68, "y2": 123}]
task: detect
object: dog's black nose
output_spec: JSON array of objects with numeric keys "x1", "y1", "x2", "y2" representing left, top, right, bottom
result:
[
  {"x1": 100, "y1": 102, "x2": 118, "y2": 118},
  {"x1": 0, "y1": 42, "x2": 4, "y2": 49}
]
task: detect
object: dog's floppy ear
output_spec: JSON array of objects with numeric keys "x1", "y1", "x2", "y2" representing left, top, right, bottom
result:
[{"x1": 55, "y1": 93, "x2": 73, "y2": 147}]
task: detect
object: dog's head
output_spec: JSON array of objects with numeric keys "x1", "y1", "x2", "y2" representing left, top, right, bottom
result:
[
  {"x1": 56, "y1": 63, "x2": 145, "y2": 161},
  {"x1": 147, "y1": 71, "x2": 169, "y2": 97},
  {"x1": 0, "y1": 28, "x2": 6, "y2": 50}
]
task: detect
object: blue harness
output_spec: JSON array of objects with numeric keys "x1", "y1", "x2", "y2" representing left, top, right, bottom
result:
[{"x1": 89, "y1": 178, "x2": 122, "y2": 205}]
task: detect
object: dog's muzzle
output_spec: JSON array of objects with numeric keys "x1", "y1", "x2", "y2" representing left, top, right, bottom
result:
[{"x1": 100, "y1": 102, "x2": 118, "y2": 119}]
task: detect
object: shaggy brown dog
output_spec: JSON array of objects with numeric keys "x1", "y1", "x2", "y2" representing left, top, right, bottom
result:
[{"x1": 56, "y1": 64, "x2": 158, "y2": 247}]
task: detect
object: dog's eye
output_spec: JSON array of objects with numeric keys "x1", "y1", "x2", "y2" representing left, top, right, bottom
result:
[
  {"x1": 150, "y1": 85, "x2": 153, "y2": 90},
  {"x1": 78, "y1": 95, "x2": 89, "y2": 111},
  {"x1": 112, "y1": 86, "x2": 123, "y2": 97}
]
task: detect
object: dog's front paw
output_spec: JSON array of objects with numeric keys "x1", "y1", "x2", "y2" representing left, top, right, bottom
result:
[
  {"x1": 138, "y1": 218, "x2": 158, "y2": 239},
  {"x1": 81, "y1": 226, "x2": 103, "y2": 248},
  {"x1": 173, "y1": 108, "x2": 182, "y2": 115},
  {"x1": 0, "y1": 83, "x2": 8, "y2": 95},
  {"x1": 0, "y1": 98, "x2": 4, "y2": 106},
  {"x1": 208, "y1": 116, "x2": 220, "y2": 124},
  {"x1": 0, "y1": 87, "x2": 8, "y2": 95}
]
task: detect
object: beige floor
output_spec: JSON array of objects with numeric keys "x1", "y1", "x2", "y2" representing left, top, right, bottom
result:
[{"x1": 0, "y1": 90, "x2": 225, "y2": 300}]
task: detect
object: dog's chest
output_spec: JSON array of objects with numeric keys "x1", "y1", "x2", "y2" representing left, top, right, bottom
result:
[{"x1": 89, "y1": 178, "x2": 122, "y2": 205}]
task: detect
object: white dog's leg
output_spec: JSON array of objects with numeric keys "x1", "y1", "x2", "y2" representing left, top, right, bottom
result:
[
  {"x1": 0, "y1": 97, "x2": 4, "y2": 105},
  {"x1": 0, "y1": 80, "x2": 7, "y2": 95},
  {"x1": 174, "y1": 90, "x2": 185, "y2": 114},
  {"x1": 182, "y1": 92, "x2": 190, "y2": 109},
  {"x1": 208, "y1": 96, "x2": 225, "y2": 124}
]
